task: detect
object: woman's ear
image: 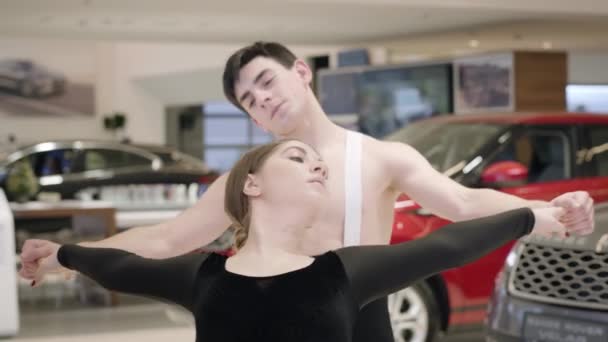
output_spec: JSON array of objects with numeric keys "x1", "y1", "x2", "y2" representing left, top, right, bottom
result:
[{"x1": 243, "y1": 174, "x2": 261, "y2": 197}]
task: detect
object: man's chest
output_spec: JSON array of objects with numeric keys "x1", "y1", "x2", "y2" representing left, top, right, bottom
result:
[{"x1": 300, "y1": 147, "x2": 395, "y2": 252}]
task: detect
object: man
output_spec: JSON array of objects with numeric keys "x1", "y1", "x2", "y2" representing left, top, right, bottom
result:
[{"x1": 21, "y1": 42, "x2": 594, "y2": 341}]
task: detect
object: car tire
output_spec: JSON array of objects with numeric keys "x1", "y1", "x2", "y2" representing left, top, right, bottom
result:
[{"x1": 388, "y1": 282, "x2": 440, "y2": 342}]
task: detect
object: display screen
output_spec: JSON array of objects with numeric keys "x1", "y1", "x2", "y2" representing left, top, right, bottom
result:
[{"x1": 317, "y1": 63, "x2": 453, "y2": 138}]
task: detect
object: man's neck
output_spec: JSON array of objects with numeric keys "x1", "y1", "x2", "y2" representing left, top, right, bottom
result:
[{"x1": 276, "y1": 98, "x2": 346, "y2": 150}]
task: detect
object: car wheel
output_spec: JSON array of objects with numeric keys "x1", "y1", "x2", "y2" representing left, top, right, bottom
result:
[{"x1": 388, "y1": 282, "x2": 440, "y2": 342}]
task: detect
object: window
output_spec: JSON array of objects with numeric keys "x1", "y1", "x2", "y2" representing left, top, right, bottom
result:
[
  {"x1": 23, "y1": 149, "x2": 77, "y2": 177},
  {"x1": 203, "y1": 101, "x2": 272, "y2": 172},
  {"x1": 567, "y1": 84, "x2": 608, "y2": 113},
  {"x1": 80, "y1": 149, "x2": 150, "y2": 171},
  {"x1": 585, "y1": 127, "x2": 608, "y2": 176},
  {"x1": 386, "y1": 121, "x2": 504, "y2": 173},
  {"x1": 489, "y1": 130, "x2": 570, "y2": 183}
]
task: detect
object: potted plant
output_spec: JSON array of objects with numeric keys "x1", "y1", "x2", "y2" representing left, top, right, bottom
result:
[
  {"x1": 103, "y1": 112, "x2": 128, "y2": 141},
  {"x1": 6, "y1": 160, "x2": 39, "y2": 203}
]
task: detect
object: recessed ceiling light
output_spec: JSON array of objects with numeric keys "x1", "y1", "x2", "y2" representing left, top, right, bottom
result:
[
  {"x1": 542, "y1": 41, "x2": 553, "y2": 49},
  {"x1": 469, "y1": 39, "x2": 480, "y2": 48}
]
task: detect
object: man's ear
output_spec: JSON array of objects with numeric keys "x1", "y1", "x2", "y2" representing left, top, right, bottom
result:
[
  {"x1": 293, "y1": 59, "x2": 312, "y2": 85},
  {"x1": 243, "y1": 174, "x2": 262, "y2": 197}
]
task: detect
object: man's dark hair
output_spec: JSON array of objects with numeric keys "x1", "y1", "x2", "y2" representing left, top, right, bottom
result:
[{"x1": 222, "y1": 42, "x2": 297, "y2": 112}]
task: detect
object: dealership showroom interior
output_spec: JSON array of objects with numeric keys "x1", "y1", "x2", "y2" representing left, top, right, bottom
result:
[{"x1": 2, "y1": 1, "x2": 608, "y2": 342}]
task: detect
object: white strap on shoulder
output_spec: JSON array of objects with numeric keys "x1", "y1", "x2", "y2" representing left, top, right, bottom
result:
[{"x1": 343, "y1": 131, "x2": 362, "y2": 247}]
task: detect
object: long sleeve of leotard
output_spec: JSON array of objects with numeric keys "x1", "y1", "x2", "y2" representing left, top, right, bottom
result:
[
  {"x1": 57, "y1": 245, "x2": 207, "y2": 311},
  {"x1": 334, "y1": 207, "x2": 535, "y2": 308}
]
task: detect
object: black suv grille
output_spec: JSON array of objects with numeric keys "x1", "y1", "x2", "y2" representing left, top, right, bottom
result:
[{"x1": 509, "y1": 242, "x2": 608, "y2": 310}]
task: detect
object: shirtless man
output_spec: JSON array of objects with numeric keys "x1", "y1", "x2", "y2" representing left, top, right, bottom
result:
[{"x1": 20, "y1": 42, "x2": 594, "y2": 341}]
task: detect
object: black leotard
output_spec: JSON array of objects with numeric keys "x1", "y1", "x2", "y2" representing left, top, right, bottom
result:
[{"x1": 58, "y1": 208, "x2": 534, "y2": 342}]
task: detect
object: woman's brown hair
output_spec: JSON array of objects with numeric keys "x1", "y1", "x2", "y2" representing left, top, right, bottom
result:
[{"x1": 224, "y1": 140, "x2": 291, "y2": 249}]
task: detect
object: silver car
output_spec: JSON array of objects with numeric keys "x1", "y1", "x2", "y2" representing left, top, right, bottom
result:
[{"x1": 0, "y1": 140, "x2": 218, "y2": 201}]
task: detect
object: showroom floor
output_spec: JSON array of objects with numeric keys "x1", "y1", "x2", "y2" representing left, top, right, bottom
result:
[{"x1": 10, "y1": 294, "x2": 483, "y2": 342}]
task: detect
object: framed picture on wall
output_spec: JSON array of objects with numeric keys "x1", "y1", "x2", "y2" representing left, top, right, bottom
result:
[
  {"x1": 453, "y1": 53, "x2": 514, "y2": 114},
  {"x1": 0, "y1": 38, "x2": 96, "y2": 118}
]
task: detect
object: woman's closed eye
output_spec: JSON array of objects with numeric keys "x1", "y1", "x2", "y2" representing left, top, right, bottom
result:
[{"x1": 289, "y1": 156, "x2": 304, "y2": 163}]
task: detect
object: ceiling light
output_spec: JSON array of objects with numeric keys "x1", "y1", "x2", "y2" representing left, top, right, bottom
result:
[
  {"x1": 469, "y1": 39, "x2": 480, "y2": 48},
  {"x1": 542, "y1": 41, "x2": 553, "y2": 50}
]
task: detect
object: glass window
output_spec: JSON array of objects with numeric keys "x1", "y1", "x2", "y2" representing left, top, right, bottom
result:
[
  {"x1": 204, "y1": 118, "x2": 249, "y2": 145},
  {"x1": 205, "y1": 147, "x2": 249, "y2": 172},
  {"x1": 490, "y1": 131, "x2": 569, "y2": 183},
  {"x1": 386, "y1": 121, "x2": 504, "y2": 172},
  {"x1": 202, "y1": 101, "x2": 273, "y2": 172},
  {"x1": 567, "y1": 85, "x2": 608, "y2": 113},
  {"x1": 24, "y1": 149, "x2": 77, "y2": 177},
  {"x1": 251, "y1": 124, "x2": 273, "y2": 145},
  {"x1": 81, "y1": 149, "x2": 150, "y2": 171},
  {"x1": 586, "y1": 127, "x2": 608, "y2": 176}
]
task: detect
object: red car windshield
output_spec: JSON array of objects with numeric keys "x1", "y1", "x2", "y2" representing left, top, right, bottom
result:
[{"x1": 385, "y1": 120, "x2": 507, "y2": 173}]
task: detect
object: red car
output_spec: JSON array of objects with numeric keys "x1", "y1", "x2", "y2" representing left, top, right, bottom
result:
[{"x1": 384, "y1": 112, "x2": 608, "y2": 342}]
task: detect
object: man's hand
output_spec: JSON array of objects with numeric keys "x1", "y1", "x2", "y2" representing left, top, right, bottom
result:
[
  {"x1": 550, "y1": 191, "x2": 594, "y2": 236},
  {"x1": 19, "y1": 239, "x2": 70, "y2": 285}
]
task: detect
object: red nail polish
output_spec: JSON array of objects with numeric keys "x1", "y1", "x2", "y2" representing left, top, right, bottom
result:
[{"x1": 31, "y1": 280, "x2": 36, "y2": 287}]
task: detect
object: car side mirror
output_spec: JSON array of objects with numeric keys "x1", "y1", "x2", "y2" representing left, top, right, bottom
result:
[{"x1": 480, "y1": 161, "x2": 528, "y2": 188}]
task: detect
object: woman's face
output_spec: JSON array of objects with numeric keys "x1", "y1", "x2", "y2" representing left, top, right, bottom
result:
[{"x1": 245, "y1": 140, "x2": 328, "y2": 211}]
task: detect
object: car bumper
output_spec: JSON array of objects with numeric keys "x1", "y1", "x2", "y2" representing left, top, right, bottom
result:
[{"x1": 485, "y1": 282, "x2": 608, "y2": 342}]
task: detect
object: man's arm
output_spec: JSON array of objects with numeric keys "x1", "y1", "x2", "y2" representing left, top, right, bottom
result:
[
  {"x1": 19, "y1": 173, "x2": 232, "y2": 280},
  {"x1": 80, "y1": 173, "x2": 231, "y2": 257},
  {"x1": 382, "y1": 142, "x2": 549, "y2": 222}
]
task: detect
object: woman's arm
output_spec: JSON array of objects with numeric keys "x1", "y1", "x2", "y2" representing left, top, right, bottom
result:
[
  {"x1": 58, "y1": 245, "x2": 208, "y2": 311},
  {"x1": 335, "y1": 208, "x2": 541, "y2": 308}
]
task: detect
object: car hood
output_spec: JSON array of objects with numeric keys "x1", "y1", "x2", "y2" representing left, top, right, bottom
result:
[{"x1": 521, "y1": 202, "x2": 608, "y2": 253}]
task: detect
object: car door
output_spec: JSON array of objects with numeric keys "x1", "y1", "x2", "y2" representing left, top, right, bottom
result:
[{"x1": 453, "y1": 124, "x2": 583, "y2": 310}]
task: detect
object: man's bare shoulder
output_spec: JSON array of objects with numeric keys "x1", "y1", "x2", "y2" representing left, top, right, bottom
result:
[{"x1": 362, "y1": 134, "x2": 417, "y2": 163}]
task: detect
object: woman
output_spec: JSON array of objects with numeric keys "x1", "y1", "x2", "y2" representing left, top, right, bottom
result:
[{"x1": 53, "y1": 139, "x2": 566, "y2": 342}]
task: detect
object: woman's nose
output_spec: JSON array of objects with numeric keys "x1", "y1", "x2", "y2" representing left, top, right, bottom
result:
[{"x1": 312, "y1": 162, "x2": 328, "y2": 179}]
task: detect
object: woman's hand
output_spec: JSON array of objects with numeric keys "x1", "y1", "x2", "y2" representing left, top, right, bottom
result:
[{"x1": 530, "y1": 207, "x2": 567, "y2": 238}]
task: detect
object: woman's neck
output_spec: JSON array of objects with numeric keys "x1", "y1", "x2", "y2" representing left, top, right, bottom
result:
[{"x1": 225, "y1": 210, "x2": 315, "y2": 276}]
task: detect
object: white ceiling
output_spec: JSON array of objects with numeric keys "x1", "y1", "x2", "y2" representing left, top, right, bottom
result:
[{"x1": 1, "y1": 0, "x2": 607, "y2": 45}]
